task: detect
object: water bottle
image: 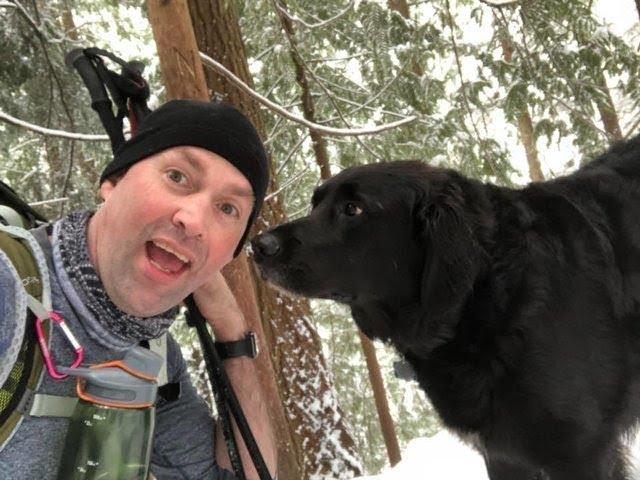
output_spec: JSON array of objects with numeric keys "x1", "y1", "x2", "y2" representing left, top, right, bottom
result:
[{"x1": 56, "y1": 346, "x2": 163, "y2": 480}]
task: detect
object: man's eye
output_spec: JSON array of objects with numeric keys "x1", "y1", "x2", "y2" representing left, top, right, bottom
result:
[
  {"x1": 344, "y1": 202, "x2": 363, "y2": 216},
  {"x1": 220, "y1": 203, "x2": 239, "y2": 217},
  {"x1": 167, "y1": 169, "x2": 187, "y2": 185}
]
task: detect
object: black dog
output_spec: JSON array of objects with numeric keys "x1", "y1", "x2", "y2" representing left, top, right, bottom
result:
[{"x1": 251, "y1": 139, "x2": 640, "y2": 480}]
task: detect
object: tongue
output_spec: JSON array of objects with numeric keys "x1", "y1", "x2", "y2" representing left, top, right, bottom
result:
[{"x1": 146, "y1": 242, "x2": 186, "y2": 273}]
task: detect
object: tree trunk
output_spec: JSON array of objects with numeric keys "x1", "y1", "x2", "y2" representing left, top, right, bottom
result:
[
  {"x1": 183, "y1": 1, "x2": 363, "y2": 478},
  {"x1": 594, "y1": 72, "x2": 623, "y2": 143},
  {"x1": 277, "y1": 1, "x2": 400, "y2": 468},
  {"x1": 59, "y1": 4, "x2": 99, "y2": 205},
  {"x1": 387, "y1": 0, "x2": 410, "y2": 18},
  {"x1": 636, "y1": 0, "x2": 640, "y2": 22},
  {"x1": 498, "y1": 26, "x2": 544, "y2": 181},
  {"x1": 145, "y1": 1, "x2": 300, "y2": 478},
  {"x1": 387, "y1": 0, "x2": 423, "y2": 77}
]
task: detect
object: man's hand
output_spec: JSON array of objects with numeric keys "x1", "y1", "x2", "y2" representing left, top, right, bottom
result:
[{"x1": 192, "y1": 271, "x2": 248, "y2": 341}]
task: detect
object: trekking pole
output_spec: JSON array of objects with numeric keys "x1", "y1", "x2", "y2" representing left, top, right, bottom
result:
[
  {"x1": 185, "y1": 295, "x2": 272, "y2": 480},
  {"x1": 185, "y1": 298, "x2": 244, "y2": 479},
  {"x1": 65, "y1": 49, "x2": 125, "y2": 152}
]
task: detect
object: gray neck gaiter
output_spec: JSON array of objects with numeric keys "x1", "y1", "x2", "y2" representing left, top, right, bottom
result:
[{"x1": 52, "y1": 211, "x2": 177, "y2": 350}]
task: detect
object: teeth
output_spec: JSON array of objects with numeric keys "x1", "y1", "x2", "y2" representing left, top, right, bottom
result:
[{"x1": 153, "y1": 241, "x2": 190, "y2": 264}]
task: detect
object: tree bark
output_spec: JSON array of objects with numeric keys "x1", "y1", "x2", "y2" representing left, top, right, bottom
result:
[
  {"x1": 636, "y1": 0, "x2": 640, "y2": 22},
  {"x1": 594, "y1": 72, "x2": 623, "y2": 143},
  {"x1": 184, "y1": 1, "x2": 363, "y2": 478},
  {"x1": 145, "y1": 1, "x2": 299, "y2": 478},
  {"x1": 387, "y1": 0, "x2": 423, "y2": 77},
  {"x1": 277, "y1": 1, "x2": 400, "y2": 468},
  {"x1": 387, "y1": 0, "x2": 410, "y2": 18},
  {"x1": 498, "y1": 26, "x2": 544, "y2": 181}
]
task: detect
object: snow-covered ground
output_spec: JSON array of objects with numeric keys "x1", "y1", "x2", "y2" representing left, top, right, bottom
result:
[{"x1": 355, "y1": 429, "x2": 640, "y2": 480}]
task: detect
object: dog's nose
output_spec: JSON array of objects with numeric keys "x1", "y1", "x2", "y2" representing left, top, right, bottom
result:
[{"x1": 252, "y1": 233, "x2": 281, "y2": 257}]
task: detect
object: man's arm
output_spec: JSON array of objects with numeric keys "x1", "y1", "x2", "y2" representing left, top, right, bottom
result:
[{"x1": 193, "y1": 272, "x2": 277, "y2": 480}]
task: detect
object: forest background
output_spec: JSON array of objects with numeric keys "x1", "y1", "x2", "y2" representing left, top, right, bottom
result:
[{"x1": 1, "y1": 0, "x2": 639, "y2": 478}]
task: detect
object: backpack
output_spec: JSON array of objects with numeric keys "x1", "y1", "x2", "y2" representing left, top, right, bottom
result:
[{"x1": 0, "y1": 181, "x2": 48, "y2": 449}]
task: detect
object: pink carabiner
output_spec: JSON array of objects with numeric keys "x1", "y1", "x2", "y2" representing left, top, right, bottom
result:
[{"x1": 34, "y1": 311, "x2": 85, "y2": 380}]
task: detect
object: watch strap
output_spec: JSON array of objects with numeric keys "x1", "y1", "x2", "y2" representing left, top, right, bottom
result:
[{"x1": 215, "y1": 332, "x2": 258, "y2": 359}]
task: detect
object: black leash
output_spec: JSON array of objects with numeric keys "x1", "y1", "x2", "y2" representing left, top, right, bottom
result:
[{"x1": 66, "y1": 47, "x2": 272, "y2": 480}]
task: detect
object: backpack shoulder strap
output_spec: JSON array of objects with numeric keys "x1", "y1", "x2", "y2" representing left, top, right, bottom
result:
[
  {"x1": 147, "y1": 333, "x2": 168, "y2": 387},
  {"x1": 0, "y1": 225, "x2": 51, "y2": 451}
]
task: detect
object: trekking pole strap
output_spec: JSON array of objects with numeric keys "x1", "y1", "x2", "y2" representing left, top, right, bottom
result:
[{"x1": 185, "y1": 295, "x2": 272, "y2": 480}]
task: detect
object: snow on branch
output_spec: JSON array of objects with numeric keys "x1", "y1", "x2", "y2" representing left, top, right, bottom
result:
[
  {"x1": 0, "y1": 109, "x2": 110, "y2": 141},
  {"x1": 274, "y1": 0, "x2": 354, "y2": 30},
  {"x1": 199, "y1": 52, "x2": 417, "y2": 137},
  {"x1": 479, "y1": 0, "x2": 520, "y2": 7},
  {"x1": 29, "y1": 197, "x2": 68, "y2": 206}
]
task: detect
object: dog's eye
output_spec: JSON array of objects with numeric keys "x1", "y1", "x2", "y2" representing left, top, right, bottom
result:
[{"x1": 344, "y1": 202, "x2": 363, "y2": 216}]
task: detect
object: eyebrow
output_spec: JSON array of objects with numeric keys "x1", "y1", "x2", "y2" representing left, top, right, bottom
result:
[
  {"x1": 224, "y1": 186, "x2": 255, "y2": 199},
  {"x1": 182, "y1": 151, "x2": 255, "y2": 200},
  {"x1": 183, "y1": 152, "x2": 205, "y2": 175}
]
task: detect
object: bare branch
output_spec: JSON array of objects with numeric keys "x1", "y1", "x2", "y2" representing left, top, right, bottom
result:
[
  {"x1": 274, "y1": 0, "x2": 354, "y2": 29},
  {"x1": 276, "y1": 133, "x2": 308, "y2": 177},
  {"x1": 28, "y1": 197, "x2": 68, "y2": 206},
  {"x1": 479, "y1": 0, "x2": 520, "y2": 7},
  {"x1": 265, "y1": 164, "x2": 311, "y2": 201},
  {"x1": 199, "y1": 52, "x2": 417, "y2": 137},
  {"x1": 0, "y1": 109, "x2": 109, "y2": 141},
  {"x1": 0, "y1": 2, "x2": 16, "y2": 8}
]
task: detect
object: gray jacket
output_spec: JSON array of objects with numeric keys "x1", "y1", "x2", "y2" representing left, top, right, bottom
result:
[{"x1": 0, "y1": 224, "x2": 236, "y2": 479}]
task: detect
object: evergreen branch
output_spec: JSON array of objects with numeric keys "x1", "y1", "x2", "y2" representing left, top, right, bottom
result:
[
  {"x1": 200, "y1": 52, "x2": 418, "y2": 137},
  {"x1": 445, "y1": 0, "x2": 505, "y2": 182},
  {"x1": 0, "y1": 109, "x2": 109, "y2": 141},
  {"x1": 274, "y1": 0, "x2": 354, "y2": 30},
  {"x1": 493, "y1": 8, "x2": 609, "y2": 138},
  {"x1": 274, "y1": 0, "x2": 382, "y2": 161}
]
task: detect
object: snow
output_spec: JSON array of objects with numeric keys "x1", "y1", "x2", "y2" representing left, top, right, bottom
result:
[
  {"x1": 355, "y1": 431, "x2": 487, "y2": 480},
  {"x1": 354, "y1": 429, "x2": 640, "y2": 480}
]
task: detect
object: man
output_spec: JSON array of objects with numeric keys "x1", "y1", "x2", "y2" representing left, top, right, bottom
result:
[{"x1": 0, "y1": 99, "x2": 277, "y2": 479}]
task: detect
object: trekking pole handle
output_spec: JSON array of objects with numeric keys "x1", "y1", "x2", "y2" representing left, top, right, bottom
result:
[{"x1": 65, "y1": 49, "x2": 111, "y2": 107}]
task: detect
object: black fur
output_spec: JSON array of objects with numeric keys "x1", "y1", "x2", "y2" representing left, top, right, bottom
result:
[{"x1": 252, "y1": 138, "x2": 640, "y2": 480}]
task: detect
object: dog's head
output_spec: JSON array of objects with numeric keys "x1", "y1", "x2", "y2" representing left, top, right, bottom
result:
[{"x1": 252, "y1": 161, "x2": 490, "y2": 350}]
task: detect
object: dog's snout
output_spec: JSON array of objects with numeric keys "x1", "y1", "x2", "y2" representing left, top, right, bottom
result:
[{"x1": 252, "y1": 233, "x2": 281, "y2": 257}]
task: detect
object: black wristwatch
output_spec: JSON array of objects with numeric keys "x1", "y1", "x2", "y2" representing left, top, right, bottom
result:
[{"x1": 214, "y1": 332, "x2": 259, "y2": 360}]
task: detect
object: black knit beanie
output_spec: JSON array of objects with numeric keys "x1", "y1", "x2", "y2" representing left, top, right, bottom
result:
[{"x1": 100, "y1": 99, "x2": 269, "y2": 257}]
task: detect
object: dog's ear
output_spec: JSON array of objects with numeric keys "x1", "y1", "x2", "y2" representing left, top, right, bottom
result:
[{"x1": 415, "y1": 177, "x2": 484, "y2": 347}]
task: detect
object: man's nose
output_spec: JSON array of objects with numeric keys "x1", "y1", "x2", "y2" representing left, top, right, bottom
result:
[
  {"x1": 252, "y1": 233, "x2": 281, "y2": 257},
  {"x1": 173, "y1": 198, "x2": 208, "y2": 238}
]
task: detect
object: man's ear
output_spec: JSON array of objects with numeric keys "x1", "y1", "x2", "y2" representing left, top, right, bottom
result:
[
  {"x1": 416, "y1": 179, "x2": 484, "y2": 345},
  {"x1": 98, "y1": 174, "x2": 121, "y2": 201}
]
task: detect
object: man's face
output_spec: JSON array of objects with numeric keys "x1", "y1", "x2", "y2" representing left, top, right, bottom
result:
[{"x1": 87, "y1": 146, "x2": 255, "y2": 317}]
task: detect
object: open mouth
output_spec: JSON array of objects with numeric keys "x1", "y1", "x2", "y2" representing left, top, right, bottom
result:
[{"x1": 145, "y1": 240, "x2": 191, "y2": 276}]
